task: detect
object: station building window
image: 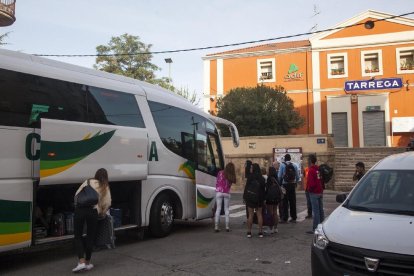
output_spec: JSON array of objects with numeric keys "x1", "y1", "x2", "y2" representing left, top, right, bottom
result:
[
  {"x1": 361, "y1": 50, "x2": 383, "y2": 77},
  {"x1": 397, "y1": 47, "x2": 414, "y2": 74},
  {"x1": 327, "y1": 53, "x2": 348, "y2": 79},
  {"x1": 257, "y1": 58, "x2": 275, "y2": 83}
]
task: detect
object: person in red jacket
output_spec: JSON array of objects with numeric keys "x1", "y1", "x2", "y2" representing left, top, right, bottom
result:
[{"x1": 306, "y1": 154, "x2": 325, "y2": 234}]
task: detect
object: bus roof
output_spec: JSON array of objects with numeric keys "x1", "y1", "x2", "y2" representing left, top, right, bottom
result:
[{"x1": 0, "y1": 48, "x2": 207, "y2": 119}]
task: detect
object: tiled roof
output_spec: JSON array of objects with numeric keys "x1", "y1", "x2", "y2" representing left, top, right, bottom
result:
[{"x1": 207, "y1": 39, "x2": 310, "y2": 56}]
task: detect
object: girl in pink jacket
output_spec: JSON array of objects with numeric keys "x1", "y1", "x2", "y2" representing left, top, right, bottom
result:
[{"x1": 214, "y1": 162, "x2": 236, "y2": 232}]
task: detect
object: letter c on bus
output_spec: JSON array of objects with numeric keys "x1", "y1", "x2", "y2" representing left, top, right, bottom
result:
[{"x1": 25, "y1": 133, "x2": 41, "y2": 160}]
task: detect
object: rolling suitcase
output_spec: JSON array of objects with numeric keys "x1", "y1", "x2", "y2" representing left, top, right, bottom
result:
[{"x1": 94, "y1": 214, "x2": 115, "y2": 249}]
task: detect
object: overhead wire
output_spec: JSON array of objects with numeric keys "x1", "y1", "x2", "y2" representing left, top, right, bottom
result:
[{"x1": 33, "y1": 11, "x2": 414, "y2": 58}]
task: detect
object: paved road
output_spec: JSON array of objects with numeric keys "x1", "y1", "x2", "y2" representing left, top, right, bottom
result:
[{"x1": 0, "y1": 191, "x2": 341, "y2": 276}]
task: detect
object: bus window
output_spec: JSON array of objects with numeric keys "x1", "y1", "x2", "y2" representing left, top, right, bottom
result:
[
  {"x1": 181, "y1": 132, "x2": 195, "y2": 161},
  {"x1": 206, "y1": 133, "x2": 224, "y2": 175},
  {"x1": 196, "y1": 132, "x2": 208, "y2": 172},
  {"x1": 0, "y1": 68, "x2": 89, "y2": 127},
  {"x1": 149, "y1": 101, "x2": 199, "y2": 163},
  {"x1": 0, "y1": 69, "x2": 41, "y2": 127},
  {"x1": 87, "y1": 87, "x2": 145, "y2": 128}
]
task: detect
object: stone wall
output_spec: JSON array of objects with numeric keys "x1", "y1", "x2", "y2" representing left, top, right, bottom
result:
[
  {"x1": 221, "y1": 134, "x2": 406, "y2": 192},
  {"x1": 221, "y1": 134, "x2": 335, "y2": 192},
  {"x1": 333, "y1": 147, "x2": 406, "y2": 191}
]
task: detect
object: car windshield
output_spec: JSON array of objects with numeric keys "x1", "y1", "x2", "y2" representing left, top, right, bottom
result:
[{"x1": 346, "y1": 170, "x2": 414, "y2": 216}]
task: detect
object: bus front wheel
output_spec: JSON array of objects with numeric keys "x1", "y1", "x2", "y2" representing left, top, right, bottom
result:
[{"x1": 149, "y1": 193, "x2": 174, "y2": 237}]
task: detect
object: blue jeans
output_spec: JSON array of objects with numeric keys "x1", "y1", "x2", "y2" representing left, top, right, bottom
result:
[
  {"x1": 309, "y1": 193, "x2": 325, "y2": 230},
  {"x1": 305, "y1": 191, "x2": 312, "y2": 217}
]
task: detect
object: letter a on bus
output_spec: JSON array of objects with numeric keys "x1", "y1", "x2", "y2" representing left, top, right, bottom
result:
[{"x1": 149, "y1": 141, "x2": 159, "y2": 161}]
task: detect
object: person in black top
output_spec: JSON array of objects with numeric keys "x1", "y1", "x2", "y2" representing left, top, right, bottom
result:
[
  {"x1": 352, "y1": 162, "x2": 365, "y2": 182},
  {"x1": 265, "y1": 166, "x2": 281, "y2": 234},
  {"x1": 244, "y1": 163, "x2": 266, "y2": 238},
  {"x1": 244, "y1": 160, "x2": 253, "y2": 220}
]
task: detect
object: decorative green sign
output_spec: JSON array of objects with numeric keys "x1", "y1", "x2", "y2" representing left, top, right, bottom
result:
[{"x1": 284, "y1": 64, "x2": 304, "y2": 81}]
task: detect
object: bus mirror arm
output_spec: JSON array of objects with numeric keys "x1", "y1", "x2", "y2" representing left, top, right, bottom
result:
[{"x1": 209, "y1": 116, "x2": 240, "y2": 148}]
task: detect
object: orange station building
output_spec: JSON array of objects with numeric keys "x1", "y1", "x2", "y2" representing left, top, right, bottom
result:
[{"x1": 203, "y1": 11, "x2": 414, "y2": 148}]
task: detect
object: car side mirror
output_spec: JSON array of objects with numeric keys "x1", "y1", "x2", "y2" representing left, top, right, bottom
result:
[{"x1": 336, "y1": 193, "x2": 348, "y2": 203}]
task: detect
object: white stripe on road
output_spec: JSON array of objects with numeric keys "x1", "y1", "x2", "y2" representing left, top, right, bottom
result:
[
  {"x1": 229, "y1": 210, "x2": 247, "y2": 218},
  {"x1": 229, "y1": 204, "x2": 244, "y2": 211}
]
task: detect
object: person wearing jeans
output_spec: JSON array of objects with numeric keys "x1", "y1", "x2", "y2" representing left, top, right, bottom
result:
[
  {"x1": 304, "y1": 166, "x2": 312, "y2": 219},
  {"x1": 306, "y1": 155, "x2": 325, "y2": 233},
  {"x1": 278, "y1": 154, "x2": 300, "y2": 223},
  {"x1": 214, "y1": 162, "x2": 236, "y2": 232},
  {"x1": 309, "y1": 193, "x2": 325, "y2": 230}
]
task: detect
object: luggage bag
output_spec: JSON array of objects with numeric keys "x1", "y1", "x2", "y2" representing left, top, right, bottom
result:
[{"x1": 94, "y1": 214, "x2": 115, "y2": 249}]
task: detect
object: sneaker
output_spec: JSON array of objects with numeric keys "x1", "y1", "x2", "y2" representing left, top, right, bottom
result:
[
  {"x1": 274, "y1": 228, "x2": 278, "y2": 233},
  {"x1": 214, "y1": 229, "x2": 219, "y2": 233},
  {"x1": 247, "y1": 232, "x2": 252, "y2": 238},
  {"x1": 72, "y1": 263, "x2": 86, "y2": 273},
  {"x1": 226, "y1": 228, "x2": 230, "y2": 232},
  {"x1": 258, "y1": 232, "x2": 264, "y2": 238},
  {"x1": 85, "y1": 263, "x2": 94, "y2": 271},
  {"x1": 289, "y1": 219, "x2": 297, "y2": 223}
]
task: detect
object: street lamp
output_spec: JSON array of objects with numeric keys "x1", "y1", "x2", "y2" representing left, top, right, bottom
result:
[{"x1": 164, "y1": 58, "x2": 173, "y2": 80}]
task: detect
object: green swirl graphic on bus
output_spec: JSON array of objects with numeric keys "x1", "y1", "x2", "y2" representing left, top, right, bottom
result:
[
  {"x1": 178, "y1": 161, "x2": 195, "y2": 182},
  {"x1": 196, "y1": 190, "x2": 214, "y2": 208},
  {"x1": 40, "y1": 130, "x2": 115, "y2": 178}
]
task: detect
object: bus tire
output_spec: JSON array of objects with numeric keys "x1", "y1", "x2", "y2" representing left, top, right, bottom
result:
[{"x1": 149, "y1": 193, "x2": 174, "y2": 238}]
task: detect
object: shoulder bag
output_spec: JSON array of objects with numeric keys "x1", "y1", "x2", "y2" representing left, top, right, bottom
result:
[{"x1": 75, "y1": 179, "x2": 99, "y2": 208}]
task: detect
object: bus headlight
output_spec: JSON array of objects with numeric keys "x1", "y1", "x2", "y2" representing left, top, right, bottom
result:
[{"x1": 313, "y1": 224, "x2": 329, "y2": 250}]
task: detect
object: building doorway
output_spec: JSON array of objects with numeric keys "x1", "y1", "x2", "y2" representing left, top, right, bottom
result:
[
  {"x1": 332, "y1": 112, "x2": 349, "y2": 147},
  {"x1": 363, "y1": 111, "x2": 386, "y2": 146}
]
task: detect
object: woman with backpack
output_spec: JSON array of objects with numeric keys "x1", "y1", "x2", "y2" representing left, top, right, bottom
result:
[
  {"x1": 214, "y1": 162, "x2": 236, "y2": 232},
  {"x1": 244, "y1": 163, "x2": 266, "y2": 238},
  {"x1": 72, "y1": 168, "x2": 112, "y2": 273},
  {"x1": 265, "y1": 166, "x2": 282, "y2": 234}
]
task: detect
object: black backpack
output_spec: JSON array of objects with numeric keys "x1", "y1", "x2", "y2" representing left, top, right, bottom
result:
[
  {"x1": 243, "y1": 178, "x2": 260, "y2": 204},
  {"x1": 319, "y1": 164, "x2": 333, "y2": 185},
  {"x1": 283, "y1": 162, "x2": 296, "y2": 183},
  {"x1": 265, "y1": 177, "x2": 282, "y2": 204}
]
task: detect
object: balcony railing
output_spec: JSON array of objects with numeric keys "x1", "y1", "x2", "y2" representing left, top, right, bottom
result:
[{"x1": 0, "y1": 0, "x2": 16, "y2": 26}]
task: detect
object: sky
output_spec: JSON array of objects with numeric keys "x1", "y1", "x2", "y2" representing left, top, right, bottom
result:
[{"x1": 2, "y1": 1, "x2": 414, "y2": 108}]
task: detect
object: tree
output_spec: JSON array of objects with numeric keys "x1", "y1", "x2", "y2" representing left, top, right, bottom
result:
[
  {"x1": 0, "y1": 32, "x2": 10, "y2": 46},
  {"x1": 94, "y1": 33, "x2": 200, "y2": 105},
  {"x1": 216, "y1": 85, "x2": 304, "y2": 136},
  {"x1": 174, "y1": 87, "x2": 200, "y2": 105},
  {"x1": 94, "y1": 33, "x2": 167, "y2": 86}
]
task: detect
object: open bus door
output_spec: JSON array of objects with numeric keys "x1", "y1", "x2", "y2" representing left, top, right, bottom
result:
[
  {"x1": 39, "y1": 118, "x2": 148, "y2": 185},
  {"x1": 195, "y1": 117, "x2": 239, "y2": 220}
]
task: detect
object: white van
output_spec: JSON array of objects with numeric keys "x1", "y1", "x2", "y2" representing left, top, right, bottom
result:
[{"x1": 311, "y1": 151, "x2": 414, "y2": 275}]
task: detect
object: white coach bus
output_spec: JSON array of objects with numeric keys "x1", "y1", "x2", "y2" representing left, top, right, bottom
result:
[{"x1": 0, "y1": 49, "x2": 239, "y2": 253}]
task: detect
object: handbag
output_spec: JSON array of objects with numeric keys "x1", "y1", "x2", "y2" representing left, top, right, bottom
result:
[{"x1": 75, "y1": 179, "x2": 99, "y2": 208}]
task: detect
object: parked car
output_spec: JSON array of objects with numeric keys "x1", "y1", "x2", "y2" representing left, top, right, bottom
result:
[{"x1": 311, "y1": 151, "x2": 414, "y2": 276}]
